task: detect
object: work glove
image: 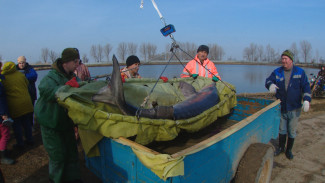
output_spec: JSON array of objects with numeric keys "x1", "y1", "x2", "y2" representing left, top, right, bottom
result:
[
  {"x1": 191, "y1": 74, "x2": 198, "y2": 79},
  {"x1": 268, "y1": 84, "x2": 279, "y2": 93},
  {"x1": 65, "y1": 77, "x2": 79, "y2": 88},
  {"x1": 160, "y1": 76, "x2": 168, "y2": 83},
  {"x1": 302, "y1": 101, "x2": 310, "y2": 112},
  {"x1": 212, "y1": 76, "x2": 220, "y2": 82}
]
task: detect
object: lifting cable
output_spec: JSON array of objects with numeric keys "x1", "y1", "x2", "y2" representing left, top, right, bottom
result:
[
  {"x1": 136, "y1": 0, "x2": 236, "y2": 117},
  {"x1": 135, "y1": 53, "x2": 175, "y2": 119}
]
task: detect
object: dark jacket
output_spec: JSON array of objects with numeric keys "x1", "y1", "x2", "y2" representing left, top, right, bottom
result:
[
  {"x1": 0, "y1": 75, "x2": 9, "y2": 119},
  {"x1": 35, "y1": 60, "x2": 79, "y2": 130},
  {"x1": 16, "y1": 63, "x2": 38, "y2": 102},
  {"x1": 265, "y1": 65, "x2": 311, "y2": 112}
]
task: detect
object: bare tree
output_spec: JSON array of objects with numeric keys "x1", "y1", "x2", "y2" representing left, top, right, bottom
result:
[
  {"x1": 181, "y1": 42, "x2": 197, "y2": 60},
  {"x1": 97, "y1": 44, "x2": 103, "y2": 62},
  {"x1": 265, "y1": 44, "x2": 272, "y2": 62},
  {"x1": 300, "y1": 40, "x2": 312, "y2": 63},
  {"x1": 164, "y1": 43, "x2": 172, "y2": 61},
  {"x1": 243, "y1": 43, "x2": 258, "y2": 62},
  {"x1": 243, "y1": 47, "x2": 252, "y2": 61},
  {"x1": 139, "y1": 43, "x2": 147, "y2": 62},
  {"x1": 264, "y1": 44, "x2": 279, "y2": 63},
  {"x1": 82, "y1": 54, "x2": 89, "y2": 63},
  {"x1": 49, "y1": 50, "x2": 59, "y2": 63},
  {"x1": 257, "y1": 45, "x2": 264, "y2": 62},
  {"x1": 90, "y1": 45, "x2": 98, "y2": 62},
  {"x1": 41, "y1": 48, "x2": 49, "y2": 63},
  {"x1": 209, "y1": 43, "x2": 225, "y2": 61},
  {"x1": 290, "y1": 42, "x2": 299, "y2": 63},
  {"x1": 0, "y1": 54, "x2": 2, "y2": 62},
  {"x1": 117, "y1": 42, "x2": 127, "y2": 61},
  {"x1": 127, "y1": 43, "x2": 138, "y2": 56},
  {"x1": 147, "y1": 43, "x2": 157, "y2": 62},
  {"x1": 103, "y1": 43, "x2": 112, "y2": 62}
]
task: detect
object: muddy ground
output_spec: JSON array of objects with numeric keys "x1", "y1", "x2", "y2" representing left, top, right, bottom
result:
[{"x1": 1, "y1": 98, "x2": 324, "y2": 183}]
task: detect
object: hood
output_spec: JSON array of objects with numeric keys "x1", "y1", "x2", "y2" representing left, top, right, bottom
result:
[
  {"x1": 52, "y1": 59, "x2": 75, "y2": 79},
  {"x1": 1, "y1": 61, "x2": 17, "y2": 75}
]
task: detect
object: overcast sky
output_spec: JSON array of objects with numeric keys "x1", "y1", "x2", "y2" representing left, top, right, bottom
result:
[{"x1": 0, "y1": 0, "x2": 324, "y2": 63}]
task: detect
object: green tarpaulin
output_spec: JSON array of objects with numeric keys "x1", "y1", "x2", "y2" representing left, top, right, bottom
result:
[{"x1": 56, "y1": 77, "x2": 237, "y2": 157}]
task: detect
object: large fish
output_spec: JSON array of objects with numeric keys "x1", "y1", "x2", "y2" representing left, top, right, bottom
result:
[{"x1": 92, "y1": 55, "x2": 220, "y2": 120}]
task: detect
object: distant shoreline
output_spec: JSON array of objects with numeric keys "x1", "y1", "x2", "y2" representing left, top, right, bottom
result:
[{"x1": 32, "y1": 61, "x2": 322, "y2": 71}]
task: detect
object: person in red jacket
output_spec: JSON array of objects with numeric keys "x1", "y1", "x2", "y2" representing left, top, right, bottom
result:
[
  {"x1": 181, "y1": 45, "x2": 221, "y2": 81},
  {"x1": 74, "y1": 60, "x2": 90, "y2": 81}
]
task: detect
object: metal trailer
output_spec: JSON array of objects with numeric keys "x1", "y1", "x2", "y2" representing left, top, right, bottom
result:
[{"x1": 85, "y1": 96, "x2": 280, "y2": 183}]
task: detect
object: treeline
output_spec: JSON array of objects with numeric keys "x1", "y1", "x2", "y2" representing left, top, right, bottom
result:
[
  {"x1": 1, "y1": 40, "x2": 324, "y2": 64},
  {"x1": 32, "y1": 42, "x2": 225, "y2": 64},
  {"x1": 242, "y1": 40, "x2": 323, "y2": 64}
]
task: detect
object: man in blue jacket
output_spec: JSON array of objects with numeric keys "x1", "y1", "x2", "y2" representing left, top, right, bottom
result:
[
  {"x1": 265, "y1": 49, "x2": 311, "y2": 160},
  {"x1": 16, "y1": 56, "x2": 38, "y2": 105}
]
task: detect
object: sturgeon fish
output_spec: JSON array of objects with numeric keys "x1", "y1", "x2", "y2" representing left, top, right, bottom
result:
[{"x1": 92, "y1": 55, "x2": 220, "y2": 120}]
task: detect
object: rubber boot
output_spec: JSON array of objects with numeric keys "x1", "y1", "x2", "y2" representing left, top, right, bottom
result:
[
  {"x1": 285, "y1": 138, "x2": 295, "y2": 160},
  {"x1": 274, "y1": 134, "x2": 286, "y2": 156},
  {"x1": 0, "y1": 150, "x2": 14, "y2": 165}
]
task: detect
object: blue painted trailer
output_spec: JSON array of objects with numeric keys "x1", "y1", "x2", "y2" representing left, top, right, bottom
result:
[{"x1": 85, "y1": 96, "x2": 280, "y2": 183}]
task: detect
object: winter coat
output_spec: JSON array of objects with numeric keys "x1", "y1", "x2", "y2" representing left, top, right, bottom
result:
[
  {"x1": 1, "y1": 62, "x2": 33, "y2": 118},
  {"x1": 180, "y1": 55, "x2": 221, "y2": 79},
  {"x1": 0, "y1": 75, "x2": 9, "y2": 118},
  {"x1": 74, "y1": 63, "x2": 90, "y2": 81},
  {"x1": 16, "y1": 63, "x2": 38, "y2": 102},
  {"x1": 265, "y1": 65, "x2": 311, "y2": 112},
  {"x1": 120, "y1": 67, "x2": 141, "y2": 80},
  {"x1": 35, "y1": 61, "x2": 80, "y2": 130}
]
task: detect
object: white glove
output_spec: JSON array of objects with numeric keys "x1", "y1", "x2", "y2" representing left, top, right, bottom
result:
[
  {"x1": 269, "y1": 84, "x2": 279, "y2": 93},
  {"x1": 302, "y1": 101, "x2": 310, "y2": 112}
]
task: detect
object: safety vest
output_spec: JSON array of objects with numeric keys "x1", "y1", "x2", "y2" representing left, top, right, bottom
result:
[{"x1": 181, "y1": 55, "x2": 221, "y2": 79}]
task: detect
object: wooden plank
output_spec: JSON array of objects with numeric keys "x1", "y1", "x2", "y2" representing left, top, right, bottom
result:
[
  {"x1": 171, "y1": 99, "x2": 280, "y2": 158},
  {"x1": 116, "y1": 137, "x2": 160, "y2": 155}
]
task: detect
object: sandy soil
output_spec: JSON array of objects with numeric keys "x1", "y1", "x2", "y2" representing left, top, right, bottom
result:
[
  {"x1": 270, "y1": 98, "x2": 325, "y2": 183},
  {"x1": 0, "y1": 98, "x2": 324, "y2": 183}
]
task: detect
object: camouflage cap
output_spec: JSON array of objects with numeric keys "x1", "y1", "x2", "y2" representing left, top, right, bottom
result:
[{"x1": 281, "y1": 50, "x2": 294, "y2": 62}]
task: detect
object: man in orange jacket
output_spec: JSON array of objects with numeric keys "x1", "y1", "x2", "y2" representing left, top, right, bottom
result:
[{"x1": 181, "y1": 45, "x2": 221, "y2": 81}]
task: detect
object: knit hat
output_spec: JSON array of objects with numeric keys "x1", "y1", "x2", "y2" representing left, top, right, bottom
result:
[
  {"x1": 197, "y1": 45, "x2": 209, "y2": 54},
  {"x1": 17, "y1": 56, "x2": 27, "y2": 63},
  {"x1": 281, "y1": 50, "x2": 294, "y2": 62},
  {"x1": 126, "y1": 55, "x2": 140, "y2": 67},
  {"x1": 61, "y1": 48, "x2": 80, "y2": 63}
]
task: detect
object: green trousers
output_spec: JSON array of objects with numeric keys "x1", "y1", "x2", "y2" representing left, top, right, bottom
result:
[{"x1": 41, "y1": 126, "x2": 81, "y2": 183}]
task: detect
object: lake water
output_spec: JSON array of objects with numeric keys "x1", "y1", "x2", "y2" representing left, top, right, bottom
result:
[{"x1": 35, "y1": 64, "x2": 319, "y2": 95}]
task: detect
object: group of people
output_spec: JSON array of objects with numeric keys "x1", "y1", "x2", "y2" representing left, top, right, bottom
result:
[
  {"x1": 120, "y1": 46, "x2": 313, "y2": 162},
  {"x1": 0, "y1": 45, "x2": 314, "y2": 182},
  {"x1": 0, "y1": 48, "x2": 90, "y2": 183},
  {"x1": 0, "y1": 56, "x2": 38, "y2": 167}
]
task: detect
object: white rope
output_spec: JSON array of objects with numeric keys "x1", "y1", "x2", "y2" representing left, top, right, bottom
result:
[
  {"x1": 140, "y1": 0, "x2": 166, "y2": 25},
  {"x1": 150, "y1": 0, "x2": 163, "y2": 19}
]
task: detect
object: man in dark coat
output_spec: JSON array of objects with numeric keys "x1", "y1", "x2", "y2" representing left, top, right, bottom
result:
[{"x1": 35, "y1": 48, "x2": 82, "y2": 183}]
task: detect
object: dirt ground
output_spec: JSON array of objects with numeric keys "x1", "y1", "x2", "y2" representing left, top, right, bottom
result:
[
  {"x1": 270, "y1": 98, "x2": 325, "y2": 183},
  {"x1": 0, "y1": 98, "x2": 324, "y2": 183}
]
